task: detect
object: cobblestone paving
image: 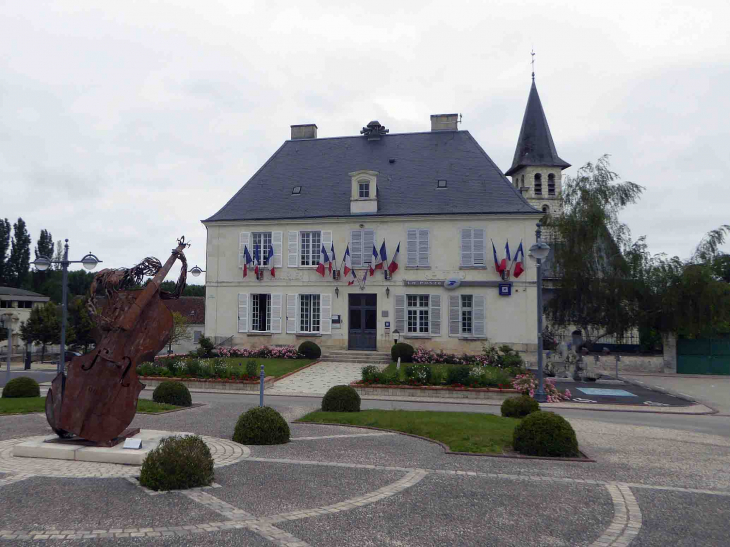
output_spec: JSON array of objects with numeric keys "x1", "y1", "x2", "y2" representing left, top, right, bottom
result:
[{"x1": 268, "y1": 362, "x2": 371, "y2": 396}]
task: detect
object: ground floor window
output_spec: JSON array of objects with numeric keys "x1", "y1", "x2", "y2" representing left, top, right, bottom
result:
[
  {"x1": 251, "y1": 293, "x2": 271, "y2": 332},
  {"x1": 461, "y1": 295, "x2": 473, "y2": 334},
  {"x1": 407, "y1": 294, "x2": 429, "y2": 333},
  {"x1": 299, "y1": 294, "x2": 321, "y2": 333}
]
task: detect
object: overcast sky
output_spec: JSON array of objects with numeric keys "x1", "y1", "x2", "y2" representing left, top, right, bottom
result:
[{"x1": 2, "y1": 0, "x2": 728, "y2": 284}]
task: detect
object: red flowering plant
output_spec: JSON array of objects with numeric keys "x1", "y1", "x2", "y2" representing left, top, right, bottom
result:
[{"x1": 512, "y1": 373, "x2": 571, "y2": 402}]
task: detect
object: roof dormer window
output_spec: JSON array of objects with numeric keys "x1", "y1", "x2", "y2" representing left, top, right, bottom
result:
[{"x1": 349, "y1": 170, "x2": 378, "y2": 214}]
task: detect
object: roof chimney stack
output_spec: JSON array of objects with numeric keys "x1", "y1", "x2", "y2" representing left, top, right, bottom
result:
[
  {"x1": 290, "y1": 124, "x2": 318, "y2": 140},
  {"x1": 430, "y1": 113, "x2": 459, "y2": 131}
]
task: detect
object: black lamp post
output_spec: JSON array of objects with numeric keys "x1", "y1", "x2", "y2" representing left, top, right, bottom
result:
[
  {"x1": 529, "y1": 223, "x2": 550, "y2": 403},
  {"x1": 33, "y1": 240, "x2": 101, "y2": 375}
]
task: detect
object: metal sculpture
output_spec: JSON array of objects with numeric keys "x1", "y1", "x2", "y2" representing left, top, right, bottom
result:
[{"x1": 45, "y1": 237, "x2": 189, "y2": 446}]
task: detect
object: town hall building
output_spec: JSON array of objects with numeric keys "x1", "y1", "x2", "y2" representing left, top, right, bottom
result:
[{"x1": 202, "y1": 79, "x2": 570, "y2": 353}]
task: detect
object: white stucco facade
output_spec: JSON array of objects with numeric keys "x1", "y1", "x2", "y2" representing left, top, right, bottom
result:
[{"x1": 203, "y1": 214, "x2": 540, "y2": 353}]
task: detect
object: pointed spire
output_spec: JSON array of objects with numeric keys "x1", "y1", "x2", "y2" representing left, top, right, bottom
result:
[{"x1": 504, "y1": 79, "x2": 570, "y2": 176}]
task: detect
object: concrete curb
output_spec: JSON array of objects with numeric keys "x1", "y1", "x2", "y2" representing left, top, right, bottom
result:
[{"x1": 619, "y1": 375, "x2": 720, "y2": 415}]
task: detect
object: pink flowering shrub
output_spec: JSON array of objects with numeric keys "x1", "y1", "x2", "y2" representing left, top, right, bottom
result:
[
  {"x1": 411, "y1": 343, "x2": 524, "y2": 370},
  {"x1": 215, "y1": 345, "x2": 303, "y2": 359},
  {"x1": 512, "y1": 373, "x2": 572, "y2": 403}
]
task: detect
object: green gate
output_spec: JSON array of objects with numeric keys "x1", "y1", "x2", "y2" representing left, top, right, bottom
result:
[{"x1": 677, "y1": 339, "x2": 730, "y2": 375}]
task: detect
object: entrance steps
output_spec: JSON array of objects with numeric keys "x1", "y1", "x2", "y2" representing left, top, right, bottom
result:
[{"x1": 319, "y1": 350, "x2": 391, "y2": 365}]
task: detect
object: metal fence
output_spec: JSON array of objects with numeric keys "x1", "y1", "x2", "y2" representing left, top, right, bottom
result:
[{"x1": 552, "y1": 332, "x2": 645, "y2": 353}]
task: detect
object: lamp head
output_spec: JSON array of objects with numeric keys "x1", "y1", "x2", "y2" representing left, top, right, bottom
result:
[
  {"x1": 529, "y1": 241, "x2": 550, "y2": 261},
  {"x1": 81, "y1": 253, "x2": 100, "y2": 271},
  {"x1": 190, "y1": 265, "x2": 203, "y2": 277},
  {"x1": 33, "y1": 256, "x2": 51, "y2": 272}
]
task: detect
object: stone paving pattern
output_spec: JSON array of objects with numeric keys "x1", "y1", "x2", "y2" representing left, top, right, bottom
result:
[{"x1": 268, "y1": 361, "x2": 371, "y2": 396}]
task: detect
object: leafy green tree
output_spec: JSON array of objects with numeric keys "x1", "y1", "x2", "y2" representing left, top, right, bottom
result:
[
  {"x1": 166, "y1": 311, "x2": 189, "y2": 354},
  {"x1": 52, "y1": 240, "x2": 63, "y2": 271},
  {"x1": 8, "y1": 218, "x2": 31, "y2": 288},
  {"x1": 19, "y1": 303, "x2": 61, "y2": 362},
  {"x1": 67, "y1": 297, "x2": 96, "y2": 353},
  {"x1": 545, "y1": 156, "x2": 644, "y2": 343},
  {"x1": 0, "y1": 218, "x2": 10, "y2": 286},
  {"x1": 34, "y1": 229, "x2": 54, "y2": 260},
  {"x1": 159, "y1": 280, "x2": 205, "y2": 297}
]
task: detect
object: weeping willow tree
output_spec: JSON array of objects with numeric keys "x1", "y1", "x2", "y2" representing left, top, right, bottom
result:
[{"x1": 545, "y1": 155, "x2": 644, "y2": 344}]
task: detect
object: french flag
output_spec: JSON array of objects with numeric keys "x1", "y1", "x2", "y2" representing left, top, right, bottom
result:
[
  {"x1": 500, "y1": 241, "x2": 511, "y2": 275},
  {"x1": 316, "y1": 244, "x2": 329, "y2": 277},
  {"x1": 329, "y1": 241, "x2": 335, "y2": 275},
  {"x1": 347, "y1": 267, "x2": 357, "y2": 286},
  {"x1": 388, "y1": 242, "x2": 400, "y2": 275},
  {"x1": 492, "y1": 241, "x2": 501, "y2": 274},
  {"x1": 512, "y1": 242, "x2": 525, "y2": 278},
  {"x1": 343, "y1": 245, "x2": 352, "y2": 278},
  {"x1": 253, "y1": 246, "x2": 260, "y2": 278},
  {"x1": 267, "y1": 245, "x2": 275, "y2": 278},
  {"x1": 243, "y1": 246, "x2": 253, "y2": 278},
  {"x1": 379, "y1": 242, "x2": 387, "y2": 270},
  {"x1": 370, "y1": 244, "x2": 382, "y2": 276}
]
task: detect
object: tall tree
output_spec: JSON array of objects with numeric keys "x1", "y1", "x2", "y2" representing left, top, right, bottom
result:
[
  {"x1": 67, "y1": 297, "x2": 96, "y2": 353},
  {"x1": 53, "y1": 240, "x2": 63, "y2": 271},
  {"x1": 8, "y1": 218, "x2": 31, "y2": 288},
  {"x1": 167, "y1": 311, "x2": 189, "y2": 354},
  {"x1": 34, "y1": 229, "x2": 54, "y2": 260},
  {"x1": 0, "y1": 218, "x2": 11, "y2": 286},
  {"x1": 545, "y1": 155, "x2": 645, "y2": 343},
  {"x1": 19, "y1": 302, "x2": 61, "y2": 362}
]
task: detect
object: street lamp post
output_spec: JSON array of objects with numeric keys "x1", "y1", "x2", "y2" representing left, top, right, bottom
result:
[
  {"x1": 529, "y1": 223, "x2": 551, "y2": 403},
  {"x1": 33, "y1": 239, "x2": 101, "y2": 375}
]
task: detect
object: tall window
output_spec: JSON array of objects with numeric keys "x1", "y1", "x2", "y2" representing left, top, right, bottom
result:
[
  {"x1": 461, "y1": 295, "x2": 473, "y2": 334},
  {"x1": 407, "y1": 295, "x2": 430, "y2": 333},
  {"x1": 300, "y1": 231, "x2": 321, "y2": 266},
  {"x1": 251, "y1": 294, "x2": 271, "y2": 332},
  {"x1": 548, "y1": 174, "x2": 556, "y2": 196},
  {"x1": 300, "y1": 294, "x2": 321, "y2": 333},
  {"x1": 350, "y1": 229, "x2": 375, "y2": 267},
  {"x1": 534, "y1": 173, "x2": 542, "y2": 195},
  {"x1": 358, "y1": 181, "x2": 370, "y2": 198},
  {"x1": 252, "y1": 232, "x2": 272, "y2": 265},
  {"x1": 521, "y1": 175, "x2": 525, "y2": 187}
]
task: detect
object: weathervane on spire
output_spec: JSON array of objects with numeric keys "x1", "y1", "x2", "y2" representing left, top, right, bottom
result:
[{"x1": 531, "y1": 48, "x2": 535, "y2": 81}]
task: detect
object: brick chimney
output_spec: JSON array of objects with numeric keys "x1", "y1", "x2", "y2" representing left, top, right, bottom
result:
[
  {"x1": 290, "y1": 124, "x2": 318, "y2": 140},
  {"x1": 430, "y1": 114, "x2": 459, "y2": 131}
]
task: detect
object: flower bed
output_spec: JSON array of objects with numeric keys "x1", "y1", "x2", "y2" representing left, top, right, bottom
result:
[
  {"x1": 139, "y1": 354, "x2": 313, "y2": 382},
  {"x1": 411, "y1": 343, "x2": 525, "y2": 369},
  {"x1": 512, "y1": 373, "x2": 571, "y2": 402},
  {"x1": 350, "y1": 382, "x2": 519, "y2": 401},
  {"x1": 142, "y1": 376, "x2": 276, "y2": 392}
]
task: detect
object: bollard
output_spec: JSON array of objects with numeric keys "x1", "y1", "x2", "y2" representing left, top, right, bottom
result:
[
  {"x1": 397, "y1": 357, "x2": 401, "y2": 370},
  {"x1": 615, "y1": 355, "x2": 621, "y2": 379},
  {"x1": 259, "y1": 364, "x2": 265, "y2": 407}
]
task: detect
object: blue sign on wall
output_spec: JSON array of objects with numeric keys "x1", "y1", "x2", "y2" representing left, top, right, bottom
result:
[{"x1": 498, "y1": 283, "x2": 512, "y2": 296}]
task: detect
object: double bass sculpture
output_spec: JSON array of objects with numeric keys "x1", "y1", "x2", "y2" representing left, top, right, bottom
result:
[{"x1": 45, "y1": 238, "x2": 190, "y2": 446}]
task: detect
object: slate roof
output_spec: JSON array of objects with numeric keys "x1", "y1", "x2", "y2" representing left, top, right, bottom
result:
[
  {"x1": 204, "y1": 130, "x2": 539, "y2": 222},
  {"x1": 0, "y1": 287, "x2": 49, "y2": 299},
  {"x1": 504, "y1": 80, "x2": 570, "y2": 176},
  {"x1": 163, "y1": 297, "x2": 205, "y2": 324}
]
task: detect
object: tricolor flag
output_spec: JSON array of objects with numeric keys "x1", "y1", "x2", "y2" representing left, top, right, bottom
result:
[
  {"x1": 243, "y1": 246, "x2": 253, "y2": 278},
  {"x1": 379, "y1": 241, "x2": 387, "y2": 270},
  {"x1": 329, "y1": 241, "x2": 335, "y2": 275},
  {"x1": 388, "y1": 242, "x2": 400, "y2": 275},
  {"x1": 347, "y1": 267, "x2": 357, "y2": 286},
  {"x1": 267, "y1": 245, "x2": 275, "y2": 278},
  {"x1": 492, "y1": 241, "x2": 501, "y2": 274},
  {"x1": 500, "y1": 241, "x2": 511, "y2": 276},
  {"x1": 253, "y1": 246, "x2": 260, "y2": 278},
  {"x1": 343, "y1": 245, "x2": 352, "y2": 277},
  {"x1": 370, "y1": 244, "x2": 382, "y2": 276},
  {"x1": 316, "y1": 244, "x2": 330, "y2": 277},
  {"x1": 512, "y1": 241, "x2": 525, "y2": 278}
]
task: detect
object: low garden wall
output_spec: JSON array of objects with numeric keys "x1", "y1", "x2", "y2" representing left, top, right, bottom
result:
[
  {"x1": 141, "y1": 376, "x2": 276, "y2": 392},
  {"x1": 350, "y1": 382, "x2": 519, "y2": 401}
]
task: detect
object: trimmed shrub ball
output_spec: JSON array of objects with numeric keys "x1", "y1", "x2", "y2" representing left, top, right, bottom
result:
[
  {"x1": 139, "y1": 435, "x2": 214, "y2": 491},
  {"x1": 322, "y1": 385, "x2": 361, "y2": 412},
  {"x1": 2, "y1": 376, "x2": 40, "y2": 398},
  {"x1": 152, "y1": 381, "x2": 192, "y2": 407},
  {"x1": 391, "y1": 342, "x2": 415, "y2": 363},
  {"x1": 233, "y1": 406, "x2": 290, "y2": 445},
  {"x1": 298, "y1": 340, "x2": 322, "y2": 359},
  {"x1": 501, "y1": 395, "x2": 540, "y2": 418},
  {"x1": 513, "y1": 411, "x2": 580, "y2": 458}
]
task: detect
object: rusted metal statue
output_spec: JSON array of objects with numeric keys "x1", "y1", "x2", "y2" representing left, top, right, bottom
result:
[{"x1": 45, "y1": 237, "x2": 190, "y2": 446}]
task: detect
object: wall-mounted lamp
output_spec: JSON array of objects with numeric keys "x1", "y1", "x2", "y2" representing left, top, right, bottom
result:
[
  {"x1": 335, "y1": 287, "x2": 339, "y2": 298},
  {"x1": 392, "y1": 329, "x2": 400, "y2": 344},
  {"x1": 385, "y1": 287, "x2": 390, "y2": 298},
  {"x1": 188, "y1": 265, "x2": 206, "y2": 277}
]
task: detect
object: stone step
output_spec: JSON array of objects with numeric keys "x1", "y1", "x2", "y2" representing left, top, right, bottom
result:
[{"x1": 319, "y1": 357, "x2": 390, "y2": 364}]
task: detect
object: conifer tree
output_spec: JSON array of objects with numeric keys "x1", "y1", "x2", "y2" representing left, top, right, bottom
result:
[
  {"x1": 8, "y1": 218, "x2": 31, "y2": 288},
  {"x1": 0, "y1": 218, "x2": 10, "y2": 286}
]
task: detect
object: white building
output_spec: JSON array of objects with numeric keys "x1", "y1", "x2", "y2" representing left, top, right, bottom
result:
[
  {"x1": 0, "y1": 287, "x2": 50, "y2": 355},
  {"x1": 203, "y1": 84, "x2": 569, "y2": 354}
]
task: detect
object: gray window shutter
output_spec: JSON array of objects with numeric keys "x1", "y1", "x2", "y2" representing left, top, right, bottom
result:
[
  {"x1": 473, "y1": 295, "x2": 486, "y2": 338},
  {"x1": 351, "y1": 230, "x2": 363, "y2": 267},
  {"x1": 430, "y1": 294, "x2": 441, "y2": 336},
  {"x1": 473, "y1": 229, "x2": 486, "y2": 266},
  {"x1": 320, "y1": 293, "x2": 332, "y2": 334},
  {"x1": 286, "y1": 294, "x2": 297, "y2": 333},
  {"x1": 394, "y1": 294, "x2": 405, "y2": 333},
  {"x1": 272, "y1": 231, "x2": 283, "y2": 268},
  {"x1": 237, "y1": 293, "x2": 249, "y2": 333},
  {"x1": 449, "y1": 295, "x2": 460, "y2": 336},
  {"x1": 407, "y1": 229, "x2": 418, "y2": 267},
  {"x1": 271, "y1": 293, "x2": 282, "y2": 333},
  {"x1": 288, "y1": 231, "x2": 299, "y2": 268},
  {"x1": 460, "y1": 229, "x2": 472, "y2": 266},
  {"x1": 363, "y1": 229, "x2": 375, "y2": 265},
  {"x1": 239, "y1": 232, "x2": 251, "y2": 267},
  {"x1": 418, "y1": 229, "x2": 429, "y2": 267}
]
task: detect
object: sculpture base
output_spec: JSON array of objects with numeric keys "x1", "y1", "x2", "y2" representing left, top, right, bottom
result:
[
  {"x1": 42, "y1": 428, "x2": 141, "y2": 448},
  {"x1": 12, "y1": 430, "x2": 188, "y2": 466}
]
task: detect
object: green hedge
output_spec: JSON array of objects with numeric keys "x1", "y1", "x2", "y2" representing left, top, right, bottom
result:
[
  {"x1": 139, "y1": 435, "x2": 214, "y2": 491},
  {"x1": 513, "y1": 411, "x2": 579, "y2": 457},
  {"x1": 152, "y1": 381, "x2": 192, "y2": 407},
  {"x1": 298, "y1": 341, "x2": 321, "y2": 359},
  {"x1": 2, "y1": 377, "x2": 40, "y2": 398},
  {"x1": 391, "y1": 343, "x2": 415, "y2": 363},
  {"x1": 233, "y1": 406, "x2": 290, "y2": 445},
  {"x1": 322, "y1": 385, "x2": 361, "y2": 412},
  {"x1": 501, "y1": 395, "x2": 540, "y2": 418}
]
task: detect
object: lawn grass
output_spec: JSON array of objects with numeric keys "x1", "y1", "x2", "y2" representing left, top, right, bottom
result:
[
  {"x1": 0, "y1": 397, "x2": 181, "y2": 415},
  {"x1": 218, "y1": 358, "x2": 315, "y2": 378},
  {"x1": 298, "y1": 409, "x2": 520, "y2": 454}
]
